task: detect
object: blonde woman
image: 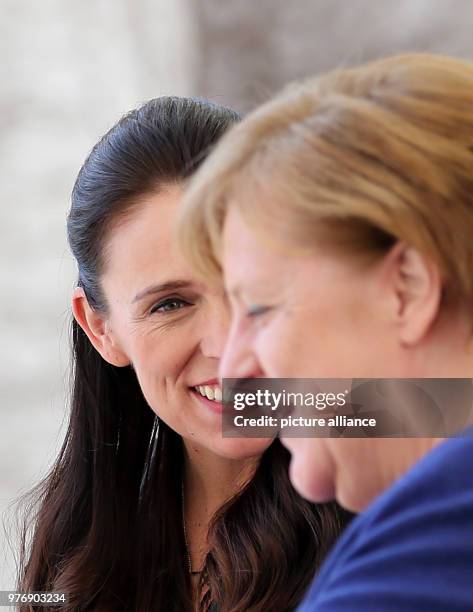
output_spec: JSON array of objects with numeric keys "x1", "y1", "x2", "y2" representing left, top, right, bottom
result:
[{"x1": 179, "y1": 54, "x2": 473, "y2": 610}]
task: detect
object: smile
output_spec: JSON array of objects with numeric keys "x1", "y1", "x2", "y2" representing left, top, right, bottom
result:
[{"x1": 193, "y1": 384, "x2": 223, "y2": 402}]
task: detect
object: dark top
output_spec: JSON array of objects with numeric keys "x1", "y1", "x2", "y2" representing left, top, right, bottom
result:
[{"x1": 299, "y1": 427, "x2": 473, "y2": 611}]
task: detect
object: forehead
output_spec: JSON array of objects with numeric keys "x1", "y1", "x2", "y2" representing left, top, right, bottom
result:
[
  {"x1": 222, "y1": 205, "x2": 324, "y2": 300},
  {"x1": 221, "y1": 205, "x2": 362, "y2": 305},
  {"x1": 101, "y1": 185, "x2": 194, "y2": 298},
  {"x1": 222, "y1": 206, "x2": 289, "y2": 286}
]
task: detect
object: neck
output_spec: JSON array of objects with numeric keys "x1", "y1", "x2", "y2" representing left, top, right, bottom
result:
[
  {"x1": 182, "y1": 439, "x2": 259, "y2": 515},
  {"x1": 416, "y1": 303, "x2": 473, "y2": 378},
  {"x1": 180, "y1": 439, "x2": 260, "y2": 575}
]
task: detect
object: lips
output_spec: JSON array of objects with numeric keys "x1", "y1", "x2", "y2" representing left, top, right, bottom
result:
[{"x1": 189, "y1": 379, "x2": 224, "y2": 414}]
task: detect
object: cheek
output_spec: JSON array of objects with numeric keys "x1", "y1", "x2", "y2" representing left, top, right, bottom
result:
[
  {"x1": 128, "y1": 331, "x2": 192, "y2": 406},
  {"x1": 254, "y1": 313, "x2": 305, "y2": 377},
  {"x1": 254, "y1": 298, "x2": 333, "y2": 377}
]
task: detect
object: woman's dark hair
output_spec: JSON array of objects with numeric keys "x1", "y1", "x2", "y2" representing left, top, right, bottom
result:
[{"x1": 18, "y1": 97, "x2": 349, "y2": 611}]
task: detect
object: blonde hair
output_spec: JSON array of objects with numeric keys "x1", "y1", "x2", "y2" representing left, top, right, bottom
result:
[{"x1": 179, "y1": 54, "x2": 473, "y2": 305}]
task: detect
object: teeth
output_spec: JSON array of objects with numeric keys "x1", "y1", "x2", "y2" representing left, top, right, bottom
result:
[{"x1": 195, "y1": 385, "x2": 222, "y2": 402}]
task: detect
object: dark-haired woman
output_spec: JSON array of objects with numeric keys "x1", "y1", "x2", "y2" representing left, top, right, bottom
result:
[{"x1": 18, "y1": 97, "x2": 350, "y2": 611}]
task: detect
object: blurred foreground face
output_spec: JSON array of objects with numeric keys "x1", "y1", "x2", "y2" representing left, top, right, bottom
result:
[
  {"x1": 220, "y1": 208, "x2": 401, "y2": 380},
  {"x1": 178, "y1": 54, "x2": 473, "y2": 512},
  {"x1": 220, "y1": 206, "x2": 442, "y2": 511}
]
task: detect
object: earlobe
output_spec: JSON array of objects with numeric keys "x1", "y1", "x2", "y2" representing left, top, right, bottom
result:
[
  {"x1": 386, "y1": 243, "x2": 442, "y2": 346},
  {"x1": 71, "y1": 287, "x2": 130, "y2": 367}
]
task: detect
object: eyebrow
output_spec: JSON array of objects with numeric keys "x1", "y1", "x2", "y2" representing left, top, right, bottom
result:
[{"x1": 132, "y1": 280, "x2": 193, "y2": 303}]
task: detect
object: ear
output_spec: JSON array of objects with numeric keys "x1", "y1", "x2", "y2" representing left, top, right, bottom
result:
[
  {"x1": 72, "y1": 287, "x2": 130, "y2": 367},
  {"x1": 381, "y1": 242, "x2": 442, "y2": 346}
]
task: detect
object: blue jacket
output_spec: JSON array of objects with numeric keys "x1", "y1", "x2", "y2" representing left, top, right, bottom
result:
[{"x1": 299, "y1": 429, "x2": 473, "y2": 611}]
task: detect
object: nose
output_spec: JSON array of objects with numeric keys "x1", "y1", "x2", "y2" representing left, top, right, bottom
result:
[
  {"x1": 219, "y1": 316, "x2": 262, "y2": 380},
  {"x1": 199, "y1": 293, "x2": 231, "y2": 359}
]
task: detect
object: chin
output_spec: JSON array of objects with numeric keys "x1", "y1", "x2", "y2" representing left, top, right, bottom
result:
[
  {"x1": 336, "y1": 478, "x2": 375, "y2": 513},
  {"x1": 288, "y1": 457, "x2": 336, "y2": 504},
  {"x1": 214, "y1": 437, "x2": 274, "y2": 460},
  {"x1": 337, "y1": 490, "x2": 367, "y2": 513}
]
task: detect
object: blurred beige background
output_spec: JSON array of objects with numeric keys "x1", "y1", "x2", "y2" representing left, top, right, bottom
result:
[{"x1": 2, "y1": 0, "x2": 473, "y2": 591}]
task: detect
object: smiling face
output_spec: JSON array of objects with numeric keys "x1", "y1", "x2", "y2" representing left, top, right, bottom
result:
[
  {"x1": 220, "y1": 206, "x2": 401, "y2": 380},
  {"x1": 75, "y1": 186, "x2": 271, "y2": 460},
  {"x1": 219, "y1": 206, "x2": 450, "y2": 510}
]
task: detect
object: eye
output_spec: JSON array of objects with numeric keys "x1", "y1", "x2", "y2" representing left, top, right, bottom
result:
[
  {"x1": 246, "y1": 304, "x2": 272, "y2": 318},
  {"x1": 150, "y1": 297, "x2": 191, "y2": 314}
]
